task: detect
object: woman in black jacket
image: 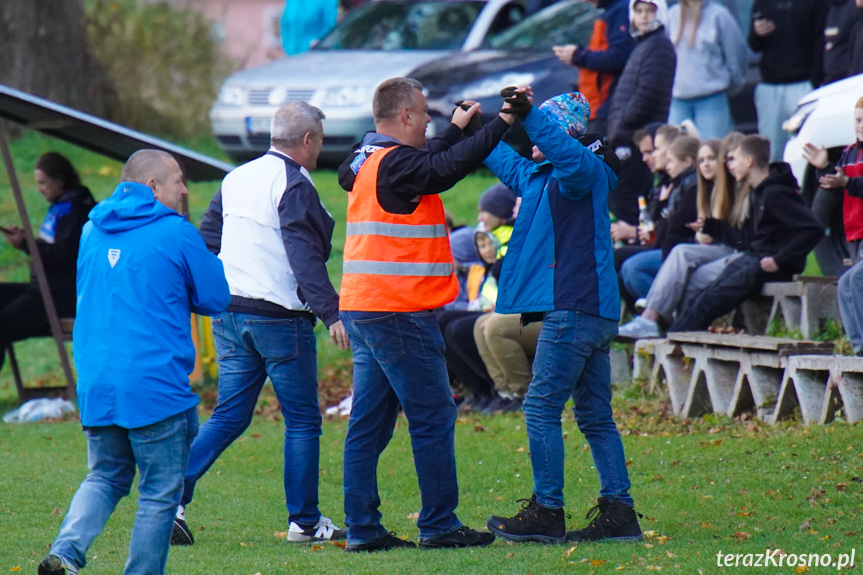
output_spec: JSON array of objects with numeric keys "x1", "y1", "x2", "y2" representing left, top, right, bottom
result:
[{"x1": 606, "y1": 0, "x2": 676, "y2": 227}]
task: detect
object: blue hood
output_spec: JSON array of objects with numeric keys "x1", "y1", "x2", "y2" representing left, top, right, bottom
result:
[{"x1": 88, "y1": 182, "x2": 178, "y2": 233}]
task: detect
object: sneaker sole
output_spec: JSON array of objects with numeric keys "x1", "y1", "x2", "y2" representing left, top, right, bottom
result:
[
  {"x1": 418, "y1": 537, "x2": 495, "y2": 550},
  {"x1": 288, "y1": 534, "x2": 347, "y2": 542},
  {"x1": 487, "y1": 523, "x2": 565, "y2": 545},
  {"x1": 566, "y1": 533, "x2": 644, "y2": 543}
]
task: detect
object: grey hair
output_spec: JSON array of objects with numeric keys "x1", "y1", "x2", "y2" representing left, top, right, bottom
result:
[
  {"x1": 121, "y1": 150, "x2": 176, "y2": 184},
  {"x1": 373, "y1": 77, "x2": 423, "y2": 123},
  {"x1": 271, "y1": 102, "x2": 326, "y2": 148}
]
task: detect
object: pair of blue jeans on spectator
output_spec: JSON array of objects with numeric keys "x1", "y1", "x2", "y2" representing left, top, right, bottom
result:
[
  {"x1": 620, "y1": 248, "x2": 663, "y2": 301},
  {"x1": 524, "y1": 310, "x2": 633, "y2": 509},
  {"x1": 340, "y1": 310, "x2": 462, "y2": 544},
  {"x1": 668, "y1": 91, "x2": 733, "y2": 142},
  {"x1": 51, "y1": 407, "x2": 198, "y2": 575},
  {"x1": 181, "y1": 312, "x2": 323, "y2": 526}
]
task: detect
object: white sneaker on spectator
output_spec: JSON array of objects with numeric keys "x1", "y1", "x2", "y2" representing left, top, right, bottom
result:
[
  {"x1": 618, "y1": 316, "x2": 660, "y2": 339},
  {"x1": 287, "y1": 516, "x2": 346, "y2": 542},
  {"x1": 634, "y1": 298, "x2": 647, "y2": 313}
]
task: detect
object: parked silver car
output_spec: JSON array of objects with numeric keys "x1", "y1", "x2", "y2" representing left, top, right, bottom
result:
[{"x1": 210, "y1": 0, "x2": 527, "y2": 165}]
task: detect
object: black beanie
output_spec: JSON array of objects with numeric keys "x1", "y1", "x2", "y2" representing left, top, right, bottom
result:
[{"x1": 478, "y1": 183, "x2": 517, "y2": 220}]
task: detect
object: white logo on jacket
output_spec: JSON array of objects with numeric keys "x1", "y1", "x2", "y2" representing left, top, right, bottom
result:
[{"x1": 107, "y1": 249, "x2": 121, "y2": 268}]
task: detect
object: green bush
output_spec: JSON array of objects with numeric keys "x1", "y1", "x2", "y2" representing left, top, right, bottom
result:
[{"x1": 85, "y1": 0, "x2": 232, "y2": 140}]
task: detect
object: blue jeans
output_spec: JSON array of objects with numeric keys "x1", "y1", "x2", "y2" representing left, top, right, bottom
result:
[
  {"x1": 340, "y1": 310, "x2": 461, "y2": 544},
  {"x1": 51, "y1": 407, "x2": 198, "y2": 575},
  {"x1": 524, "y1": 310, "x2": 633, "y2": 509},
  {"x1": 182, "y1": 312, "x2": 323, "y2": 526},
  {"x1": 839, "y1": 260, "x2": 863, "y2": 355},
  {"x1": 620, "y1": 248, "x2": 662, "y2": 301},
  {"x1": 669, "y1": 92, "x2": 733, "y2": 141}
]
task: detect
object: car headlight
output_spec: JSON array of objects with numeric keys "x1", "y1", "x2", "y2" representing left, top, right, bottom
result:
[
  {"x1": 321, "y1": 87, "x2": 368, "y2": 108},
  {"x1": 217, "y1": 84, "x2": 245, "y2": 107},
  {"x1": 783, "y1": 100, "x2": 816, "y2": 135},
  {"x1": 452, "y1": 73, "x2": 537, "y2": 101}
]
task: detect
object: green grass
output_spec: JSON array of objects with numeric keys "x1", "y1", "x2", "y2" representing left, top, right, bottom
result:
[
  {"x1": 2, "y1": 397, "x2": 862, "y2": 574},
  {"x1": 0, "y1": 131, "x2": 498, "y2": 408}
]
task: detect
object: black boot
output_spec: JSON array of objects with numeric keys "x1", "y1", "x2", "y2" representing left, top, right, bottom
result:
[
  {"x1": 566, "y1": 497, "x2": 643, "y2": 542},
  {"x1": 486, "y1": 495, "x2": 566, "y2": 544}
]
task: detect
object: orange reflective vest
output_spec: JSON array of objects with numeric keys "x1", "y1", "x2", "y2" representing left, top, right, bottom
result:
[{"x1": 340, "y1": 146, "x2": 458, "y2": 312}]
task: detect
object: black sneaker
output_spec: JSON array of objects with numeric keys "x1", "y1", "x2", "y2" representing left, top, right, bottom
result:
[
  {"x1": 486, "y1": 495, "x2": 566, "y2": 544},
  {"x1": 345, "y1": 532, "x2": 417, "y2": 553},
  {"x1": 419, "y1": 525, "x2": 495, "y2": 549},
  {"x1": 566, "y1": 497, "x2": 643, "y2": 542},
  {"x1": 171, "y1": 516, "x2": 194, "y2": 546},
  {"x1": 37, "y1": 554, "x2": 71, "y2": 575}
]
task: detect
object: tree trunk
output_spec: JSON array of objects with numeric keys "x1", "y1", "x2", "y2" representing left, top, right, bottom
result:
[{"x1": 0, "y1": 0, "x2": 114, "y2": 118}]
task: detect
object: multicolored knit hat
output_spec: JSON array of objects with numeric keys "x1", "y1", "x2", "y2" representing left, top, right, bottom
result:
[{"x1": 539, "y1": 92, "x2": 590, "y2": 139}]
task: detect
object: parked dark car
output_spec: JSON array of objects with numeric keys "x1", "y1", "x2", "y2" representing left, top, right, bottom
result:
[{"x1": 414, "y1": 0, "x2": 757, "y2": 155}]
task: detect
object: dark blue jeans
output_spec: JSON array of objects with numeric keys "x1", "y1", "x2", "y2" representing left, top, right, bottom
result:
[
  {"x1": 340, "y1": 310, "x2": 462, "y2": 544},
  {"x1": 51, "y1": 407, "x2": 198, "y2": 575},
  {"x1": 181, "y1": 312, "x2": 323, "y2": 526},
  {"x1": 524, "y1": 310, "x2": 633, "y2": 509}
]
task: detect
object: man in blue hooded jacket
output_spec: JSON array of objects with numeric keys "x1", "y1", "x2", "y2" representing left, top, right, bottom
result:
[
  {"x1": 38, "y1": 150, "x2": 231, "y2": 575},
  {"x1": 484, "y1": 87, "x2": 642, "y2": 544}
]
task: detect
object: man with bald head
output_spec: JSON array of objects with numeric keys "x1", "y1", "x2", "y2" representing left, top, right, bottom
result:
[
  {"x1": 38, "y1": 150, "x2": 231, "y2": 575},
  {"x1": 172, "y1": 101, "x2": 349, "y2": 546}
]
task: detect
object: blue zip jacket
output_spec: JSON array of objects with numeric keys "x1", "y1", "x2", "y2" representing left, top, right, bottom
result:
[
  {"x1": 74, "y1": 182, "x2": 230, "y2": 428},
  {"x1": 484, "y1": 107, "x2": 620, "y2": 321}
]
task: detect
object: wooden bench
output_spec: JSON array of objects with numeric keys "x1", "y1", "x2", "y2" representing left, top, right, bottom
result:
[
  {"x1": 6, "y1": 318, "x2": 75, "y2": 402},
  {"x1": 633, "y1": 332, "x2": 834, "y2": 422}
]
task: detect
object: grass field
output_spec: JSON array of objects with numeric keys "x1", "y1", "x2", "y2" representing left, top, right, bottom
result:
[{"x1": 2, "y1": 400, "x2": 862, "y2": 574}]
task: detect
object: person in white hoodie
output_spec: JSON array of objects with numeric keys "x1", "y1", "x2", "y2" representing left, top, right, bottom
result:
[{"x1": 666, "y1": 0, "x2": 749, "y2": 140}]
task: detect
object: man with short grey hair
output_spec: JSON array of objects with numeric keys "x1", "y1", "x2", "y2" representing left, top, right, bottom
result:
[
  {"x1": 171, "y1": 101, "x2": 349, "y2": 546},
  {"x1": 39, "y1": 150, "x2": 230, "y2": 575}
]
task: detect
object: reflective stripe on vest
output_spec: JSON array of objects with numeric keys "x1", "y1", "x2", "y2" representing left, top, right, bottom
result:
[{"x1": 340, "y1": 145, "x2": 459, "y2": 312}]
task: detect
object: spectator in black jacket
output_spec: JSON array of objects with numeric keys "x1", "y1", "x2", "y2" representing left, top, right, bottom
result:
[
  {"x1": 749, "y1": 0, "x2": 827, "y2": 161},
  {"x1": 849, "y1": 0, "x2": 863, "y2": 76},
  {"x1": 607, "y1": 0, "x2": 675, "y2": 232},
  {"x1": 670, "y1": 135, "x2": 823, "y2": 332},
  {"x1": 822, "y1": 0, "x2": 858, "y2": 85},
  {"x1": 0, "y1": 152, "x2": 95, "y2": 371}
]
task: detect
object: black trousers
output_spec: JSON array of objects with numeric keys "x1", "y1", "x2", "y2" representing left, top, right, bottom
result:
[
  {"x1": 0, "y1": 283, "x2": 52, "y2": 371},
  {"x1": 668, "y1": 254, "x2": 790, "y2": 332},
  {"x1": 437, "y1": 310, "x2": 495, "y2": 398}
]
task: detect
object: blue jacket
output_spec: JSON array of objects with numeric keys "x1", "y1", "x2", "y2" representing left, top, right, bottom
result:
[
  {"x1": 74, "y1": 182, "x2": 230, "y2": 428},
  {"x1": 484, "y1": 108, "x2": 620, "y2": 321}
]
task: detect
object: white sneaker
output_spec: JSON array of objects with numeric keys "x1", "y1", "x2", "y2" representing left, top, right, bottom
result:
[
  {"x1": 618, "y1": 316, "x2": 660, "y2": 339},
  {"x1": 634, "y1": 298, "x2": 647, "y2": 313},
  {"x1": 287, "y1": 516, "x2": 347, "y2": 542}
]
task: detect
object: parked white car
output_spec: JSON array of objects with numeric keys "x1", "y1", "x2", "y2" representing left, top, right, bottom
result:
[
  {"x1": 784, "y1": 73, "x2": 863, "y2": 198},
  {"x1": 210, "y1": 0, "x2": 527, "y2": 165}
]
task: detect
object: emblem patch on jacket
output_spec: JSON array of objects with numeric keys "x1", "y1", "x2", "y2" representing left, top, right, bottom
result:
[{"x1": 108, "y1": 249, "x2": 121, "y2": 268}]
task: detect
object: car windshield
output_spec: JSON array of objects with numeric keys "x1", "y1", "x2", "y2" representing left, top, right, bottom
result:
[
  {"x1": 488, "y1": 0, "x2": 596, "y2": 49},
  {"x1": 316, "y1": 1, "x2": 485, "y2": 51}
]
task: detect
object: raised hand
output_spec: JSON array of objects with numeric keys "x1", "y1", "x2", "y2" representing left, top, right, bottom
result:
[{"x1": 802, "y1": 143, "x2": 829, "y2": 169}]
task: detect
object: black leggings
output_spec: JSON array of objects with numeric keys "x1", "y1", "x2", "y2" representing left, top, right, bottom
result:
[{"x1": 0, "y1": 283, "x2": 53, "y2": 371}]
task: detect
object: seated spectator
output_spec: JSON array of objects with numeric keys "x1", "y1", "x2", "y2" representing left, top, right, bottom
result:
[
  {"x1": 443, "y1": 226, "x2": 483, "y2": 311},
  {"x1": 619, "y1": 134, "x2": 700, "y2": 302},
  {"x1": 611, "y1": 122, "x2": 664, "y2": 243},
  {"x1": 619, "y1": 135, "x2": 749, "y2": 337},
  {"x1": 0, "y1": 152, "x2": 95, "y2": 371},
  {"x1": 669, "y1": 135, "x2": 823, "y2": 332},
  {"x1": 803, "y1": 97, "x2": 863, "y2": 353},
  {"x1": 614, "y1": 123, "x2": 681, "y2": 313}
]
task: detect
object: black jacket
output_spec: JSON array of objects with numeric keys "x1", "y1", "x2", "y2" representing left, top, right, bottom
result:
[
  {"x1": 338, "y1": 118, "x2": 510, "y2": 214},
  {"x1": 21, "y1": 186, "x2": 96, "y2": 315},
  {"x1": 653, "y1": 167, "x2": 698, "y2": 260},
  {"x1": 849, "y1": 9, "x2": 863, "y2": 76},
  {"x1": 703, "y1": 163, "x2": 823, "y2": 273},
  {"x1": 606, "y1": 26, "x2": 676, "y2": 146},
  {"x1": 822, "y1": 0, "x2": 858, "y2": 85},
  {"x1": 748, "y1": 0, "x2": 827, "y2": 86}
]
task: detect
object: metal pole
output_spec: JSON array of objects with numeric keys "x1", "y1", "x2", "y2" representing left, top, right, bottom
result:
[{"x1": 0, "y1": 124, "x2": 77, "y2": 399}]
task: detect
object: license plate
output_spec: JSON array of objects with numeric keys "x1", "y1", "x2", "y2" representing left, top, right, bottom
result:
[{"x1": 246, "y1": 116, "x2": 271, "y2": 134}]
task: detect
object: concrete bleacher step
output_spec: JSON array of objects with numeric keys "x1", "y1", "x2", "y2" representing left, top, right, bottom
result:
[
  {"x1": 759, "y1": 276, "x2": 840, "y2": 339},
  {"x1": 632, "y1": 332, "x2": 860, "y2": 424}
]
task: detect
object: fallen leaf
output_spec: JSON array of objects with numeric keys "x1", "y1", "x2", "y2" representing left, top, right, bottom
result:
[
  {"x1": 474, "y1": 424, "x2": 485, "y2": 432},
  {"x1": 732, "y1": 531, "x2": 751, "y2": 541},
  {"x1": 798, "y1": 519, "x2": 811, "y2": 531},
  {"x1": 591, "y1": 559, "x2": 606, "y2": 566},
  {"x1": 407, "y1": 512, "x2": 420, "y2": 520},
  {"x1": 505, "y1": 552, "x2": 515, "y2": 558},
  {"x1": 564, "y1": 546, "x2": 578, "y2": 556},
  {"x1": 274, "y1": 531, "x2": 288, "y2": 539},
  {"x1": 10, "y1": 568, "x2": 21, "y2": 572},
  {"x1": 330, "y1": 540, "x2": 346, "y2": 549},
  {"x1": 516, "y1": 446, "x2": 526, "y2": 452},
  {"x1": 794, "y1": 566, "x2": 809, "y2": 574},
  {"x1": 312, "y1": 545, "x2": 324, "y2": 551},
  {"x1": 50, "y1": 508, "x2": 60, "y2": 517}
]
